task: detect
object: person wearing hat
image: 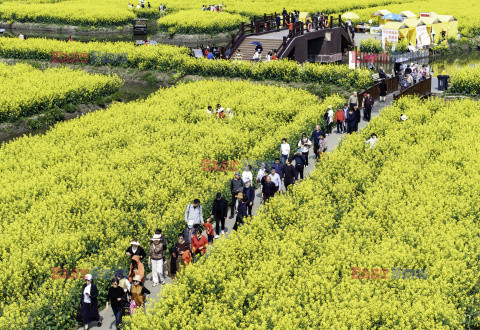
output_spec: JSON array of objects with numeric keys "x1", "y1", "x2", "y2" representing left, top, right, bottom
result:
[
  {"x1": 125, "y1": 239, "x2": 146, "y2": 261},
  {"x1": 130, "y1": 275, "x2": 150, "y2": 312},
  {"x1": 81, "y1": 274, "x2": 101, "y2": 329},
  {"x1": 230, "y1": 172, "x2": 244, "y2": 218},
  {"x1": 211, "y1": 192, "x2": 228, "y2": 238},
  {"x1": 185, "y1": 198, "x2": 203, "y2": 227},
  {"x1": 148, "y1": 229, "x2": 167, "y2": 286}
]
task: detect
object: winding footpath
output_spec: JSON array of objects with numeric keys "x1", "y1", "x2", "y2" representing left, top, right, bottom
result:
[{"x1": 92, "y1": 93, "x2": 394, "y2": 329}]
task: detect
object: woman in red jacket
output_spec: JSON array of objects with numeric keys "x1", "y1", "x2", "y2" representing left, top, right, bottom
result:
[
  {"x1": 335, "y1": 106, "x2": 345, "y2": 134},
  {"x1": 191, "y1": 229, "x2": 208, "y2": 256}
]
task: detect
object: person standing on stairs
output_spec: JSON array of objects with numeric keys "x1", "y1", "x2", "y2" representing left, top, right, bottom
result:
[{"x1": 230, "y1": 172, "x2": 244, "y2": 219}]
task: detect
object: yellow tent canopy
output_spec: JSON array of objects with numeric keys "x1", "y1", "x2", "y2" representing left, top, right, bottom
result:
[
  {"x1": 371, "y1": 9, "x2": 391, "y2": 17},
  {"x1": 298, "y1": 12, "x2": 310, "y2": 23},
  {"x1": 420, "y1": 17, "x2": 440, "y2": 26},
  {"x1": 400, "y1": 11, "x2": 417, "y2": 18},
  {"x1": 436, "y1": 15, "x2": 455, "y2": 22},
  {"x1": 403, "y1": 19, "x2": 423, "y2": 28},
  {"x1": 383, "y1": 21, "x2": 407, "y2": 30}
]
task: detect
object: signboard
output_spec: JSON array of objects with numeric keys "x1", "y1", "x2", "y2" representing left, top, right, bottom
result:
[
  {"x1": 349, "y1": 51, "x2": 356, "y2": 69},
  {"x1": 381, "y1": 29, "x2": 399, "y2": 50},
  {"x1": 419, "y1": 12, "x2": 431, "y2": 18},
  {"x1": 416, "y1": 25, "x2": 430, "y2": 47}
]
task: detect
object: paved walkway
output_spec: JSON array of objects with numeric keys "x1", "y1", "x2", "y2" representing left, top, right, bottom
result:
[{"x1": 92, "y1": 93, "x2": 394, "y2": 329}]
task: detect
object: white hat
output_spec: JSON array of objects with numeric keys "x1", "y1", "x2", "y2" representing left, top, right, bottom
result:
[
  {"x1": 85, "y1": 274, "x2": 93, "y2": 280},
  {"x1": 151, "y1": 234, "x2": 162, "y2": 241},
  {"x1": 400, "y1": 114, "x2": 408, "y2": 121},
  {"x1": 130, "y1": 240, "x2": 140, "y2": 246},
  {"x1": 188, "y1": 220, "x2": 194, "y2": 227}
]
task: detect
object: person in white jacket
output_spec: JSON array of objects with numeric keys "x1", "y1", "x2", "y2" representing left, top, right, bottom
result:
[
  {"x1": 280, "y1": 138, "x2": 290, "y2": 165},
  {"x1": 326, "y1": 105, "x2": 334, "y2": 135},
  {"x1": 298, "y1": 133, "x2": 312, "y2": 167},
  {"x1": 185, "y1": 199, "x2": 203, "y2": 227},
  {"x1": 242, "y1": 165, "x2": 253, "y2": 185},
  {"x1": 268, "y1": 168, "x2": 281, "y2": 192}
]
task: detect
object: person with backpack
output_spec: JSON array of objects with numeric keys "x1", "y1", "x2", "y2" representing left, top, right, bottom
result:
[
  {"x1": 292, "y1": 149, "x2": 306, "y2": 180},
  {"x1": 184, "y1": 199, "x2": 203, "y2": 227}
]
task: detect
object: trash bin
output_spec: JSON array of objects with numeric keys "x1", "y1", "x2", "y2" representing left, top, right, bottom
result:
[{"x1": 437, "y1": 75, "x2": 449, "y2": 91}]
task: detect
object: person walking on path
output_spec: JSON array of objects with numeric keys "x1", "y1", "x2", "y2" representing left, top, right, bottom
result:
[
  {"x1": 262, "y1": 175, "x2": 277, "y2": 203},
  {"x1": 105, "y1": 278, "x2": 126, "y2": 329},
  {"x1": 276, "y1": 14, "x2": 281, "y2": 31},
  {"x1": 243, "y1": 181, "x2": 255, "y2": 217},
  {"x1": 354, "y1": 105, "x2": 361, "y2": 132},
  {"x1": 130, "y1": 275, "x2": 150, "y2": 313},
  {"x1": 348, "y1": 92, "x2": 358, "y2": 112},
  {"x1": 298, "y1": 133, "x2": 312, "y2": 167},
  {"x1": 230, "y1": 172, "x2": 244, "y2": 218},
  {"x1": 234, "y1": 195, "x2": 248, "y2": 230},
  {"x1": 317, "y1": 134, "x2": 327, "y2": 159},
  {"x1": 185, "y1": 199, "x2": 204, "y2": 227},
  {"x1": 183, "y1": 220, "x2": 195, "y2": 247},
  {"x1": 204, "y1": 217, "x2": 214, "y2": 243},
  {"x1": 269, "y1": 168, "x2": 282, "y2": 193},
  {"x1": 271, "y1": 158, "x2": 284, "y2": 182},
  {"x1": 191, "y1": 228, "x2": 209, "y2": 256},
  {"x1": 148, "y1": 231, "x2": 167, "y2": 286},
  {"x1": 325, "y1": 105, "x2": 334, "y2": 135},
  {"x1": 283, "y1": 158, "x2": 296, "y2": 190},
  {"x1": 81, "y1": 274, "x2": 101, "y2": 329},
  {"x1": 345, "y1": 108, "x2": 356, "y2": 134},
  {"x1": 167, "y1": 234, "x2": 188, "y2": 278},
  {"x1": 280, "y1": 138, "x2": 290, "y2": 165},
  {"x1": 363, "y1": 93, "x2": 374, "y2": 122},
  {"x1": 128, "y1": 255, "x2": 145, "y2": 284},
  {"x1": 293, "y1": 149, "x2": 306, "y2": 180},
  {"x1": 256, "y1": 163, "x2": 267, "y2": 187},
  {"x1": 379, "y1": 78, "x2": 387, "y2": 102},
  {"x1": 335, "y1": 106, "x2": 345, "y2": 133},
  {"x1": 125, "y1": 240, "x2": 146, "y2": 261},
  {"x1": 242, "y1": 165, "x2": 253, "y2": 185},
  {"x1": 211, "y1": 192, "x2": 228, "y2": 238},
  {"x1": 310, "y1": 125, "x2": 325, "y2": 159}
]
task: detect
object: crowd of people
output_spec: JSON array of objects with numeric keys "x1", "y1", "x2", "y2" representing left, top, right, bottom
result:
[
  {"x1": 206, "y1": 104, "x2": 234, "y2": 118},
  {"x1": 202, "y1": 4, "x2": 224, "y2": 11},
  {"x1": 79, "y1": 94, "x2": 384, "y2": 328}
]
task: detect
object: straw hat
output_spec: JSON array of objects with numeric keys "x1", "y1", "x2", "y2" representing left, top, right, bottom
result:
[{"x1": 151, "y1": 234, "x2": 162, "y2": 241}]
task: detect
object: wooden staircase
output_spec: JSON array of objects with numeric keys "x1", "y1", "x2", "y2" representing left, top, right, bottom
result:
[{"x1": 236, "y1": 35, "x2": 284, "y2": 61}]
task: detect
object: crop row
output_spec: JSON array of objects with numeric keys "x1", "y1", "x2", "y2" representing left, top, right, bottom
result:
[
  {"x1": 0, "y1": 62, "x2": 121, "y2": 122},
  {"x1": 0, "y1": 80, "x2": 342, "y2": 328},
  {"x1": 127, "y1": 97, "x2": 480, "y2": 328},
  {"x1": 0, "y1": 38, "x2": 373, "y2": 89}
]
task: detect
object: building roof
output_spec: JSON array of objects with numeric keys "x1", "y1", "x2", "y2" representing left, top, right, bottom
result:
[{"x1": 400, "y1": 11, "x2": 417, "y2": 18}]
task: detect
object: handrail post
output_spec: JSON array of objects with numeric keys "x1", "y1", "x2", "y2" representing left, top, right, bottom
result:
[
  {"x1": 241, "y1": 22, "x2": 244, "y2": 35},
  {"x1": 330, "y1": 16, "x2": 333, "y2": 29},
  {"x1": 338, "y1": 14, "x2": 341, "y2": 27},
  {"x1": 301, "y1": 22, "x2": 304, "y2": 35}
]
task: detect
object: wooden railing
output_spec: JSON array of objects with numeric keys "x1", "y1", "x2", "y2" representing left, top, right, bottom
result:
[
  {"x1": 357, "y1": 76, "x2": 399, "y2": 106},
  {"x1": 393, "y1": 78, "x2": 431, "y2": 100},
  {"x1": 222, "y1": 13, "x2": 352, "y2": 59}
]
